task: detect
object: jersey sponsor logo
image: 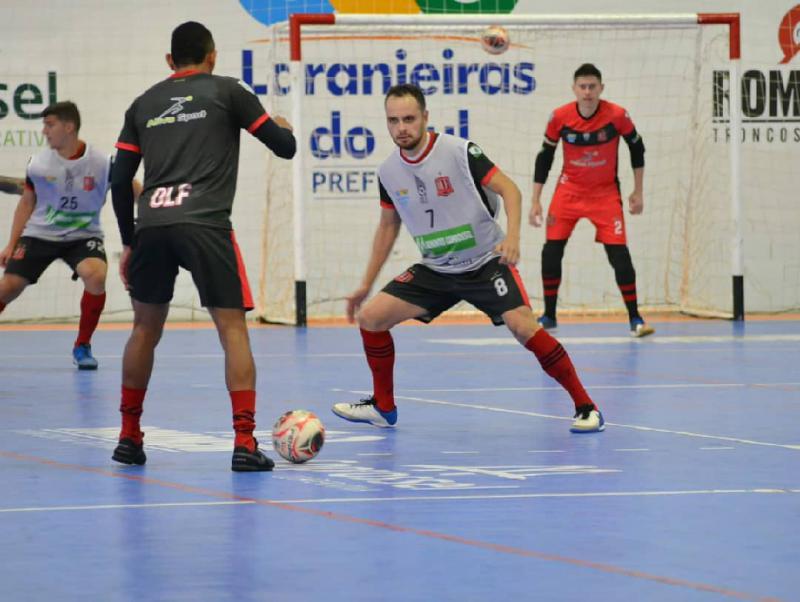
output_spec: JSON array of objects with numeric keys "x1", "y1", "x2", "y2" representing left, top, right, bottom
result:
[
  {"x1": 414, "y1": 223, "x2": 477, "y2": 257},
  {"x1": 146, "y1": 96, "x2": 208, "y2": 128},
  {"x1": 435, "y1": 175, "x2": 454, "y2": 196},
  {"x1": 582, "y1": 132, "x2": 591, "y2": 141},
  {"x1": 566, "y1": 133, "x2": 577, "y2": 143},
  {"x1": 63, "y1": 168, "x2": 75, "y2": 192},
  {"x1": 414, "y1": 174, "x2": 429, "y2": 203},
  {"x1": 44, "y1": 205, "x2": 96, "y2": 229},
  {"x1": 597, "y1": 130, "x2": 608, "y2": 142},
  {"x1": 569, "y1": 150, "x2": 607, "y2": 168},
  {"x1": 83, "y1": 176, "x2": 95, "y2": 191},
  {"x1": 468, "y1": 144, "x2": 485, "y2": 157}
]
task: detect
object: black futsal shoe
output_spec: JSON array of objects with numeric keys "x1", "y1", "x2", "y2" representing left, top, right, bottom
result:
[
  {"x1": 231, "y1": 439, "x2": 275, "y2": 472},
  {"x1": 112, "y1": 438, "x2": 146, "y2": 465}
]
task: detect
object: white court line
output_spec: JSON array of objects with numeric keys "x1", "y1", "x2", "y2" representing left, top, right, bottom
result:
[
  {"x1": 396, "y1": 382, "x2": 800, "y2": 392},
  {"x1": 349, "y1": 392, "x2": 800, "y2": 451},
  {"x1": 527, "y1": 450, "x2": 566, "y2": 453},
  {"x1": 614, "y1": 448, "x2": 650, "y2": 452},
  {"x1": 700, "y1": 446, "x2": 736, "y2": 450},
  {"x1": 277, "y1": 488, "x2": 799, "y2": 504},
  {"x1": 3, "y1": 491, "x2": 797, "y2": 514},
  {"x1": 429, "y1": 334, "x2": 800, "y2": 346},
  {"x1": 441, "y1": 451, "x2": 479, "y2": 455},
  {"x1": 0, "y1": 500, "x2": 255, "y2": 514}
]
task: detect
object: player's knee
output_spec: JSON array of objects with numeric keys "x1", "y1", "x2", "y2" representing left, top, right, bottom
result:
[{"x1": 604, "y1": 244, "x2": 635, "y2": 271}]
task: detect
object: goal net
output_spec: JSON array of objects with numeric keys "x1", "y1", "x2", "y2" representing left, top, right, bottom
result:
[{"x1": 255, "y1": 13, "x2": 747, "y2": 324}]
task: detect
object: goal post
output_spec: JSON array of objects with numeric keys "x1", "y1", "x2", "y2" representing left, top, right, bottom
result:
[{"x1": 265, "y1": 12, "x2": 743, "y2": 325}]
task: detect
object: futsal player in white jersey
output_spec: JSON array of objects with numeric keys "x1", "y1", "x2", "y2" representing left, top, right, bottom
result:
[
  {"x1": 332, "y1": 83, "x2": 605, "y2": 433},
  {"x1": 0, "y1": 101, "x2": 122, "y2": 369}
]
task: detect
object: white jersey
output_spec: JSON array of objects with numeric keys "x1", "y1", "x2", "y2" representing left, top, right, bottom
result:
[
  {"x1": 378, "y1": 132, "x2": 504, "y2": 274},
  {"x1": 23, "y1": 144, "x2": 111, "y2": 242}
]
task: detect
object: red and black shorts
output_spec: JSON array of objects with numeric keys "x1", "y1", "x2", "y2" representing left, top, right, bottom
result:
[
  {"x1": 546, "y1": 187, "x2": 627, "y2": 245},
  {"x1": 4, "y1": 236, "x2": 106, "y2": 284},
  {"x1": 128, "y1": 224, "x2": 253, "y2": 310},
  {"x1": 382, "y1": 256, "x2": 530, "y2": 326}
]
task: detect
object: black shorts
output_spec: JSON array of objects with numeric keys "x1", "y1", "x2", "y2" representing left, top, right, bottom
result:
[
  {"x1": 4, "y1": 236, "x2": 106, "y2": 284},
  {"x1": 128, "y1": 224, "x2": 254, "y2": 310},
  {"x1": 382, "y1": 257, "x2": 530, "y2": 326}
]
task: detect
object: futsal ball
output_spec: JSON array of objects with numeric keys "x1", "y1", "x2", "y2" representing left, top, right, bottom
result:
[
  {"x1": 481, "y1": 25, "x2": 510, "y2": 55},
  {"x1": 271, "y1": 410, "x2": 325, "y2": 464}
]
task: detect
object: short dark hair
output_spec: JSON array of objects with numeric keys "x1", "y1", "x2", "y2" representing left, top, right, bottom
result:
[
  {"x1": 42, "y1": 101, "x2": 81, "y2": 132},
  {"x1": 385, "y1": 83, "x2": 426, "y2": 111},
  {"x1": 171, "y1": 21, "x2": 215, "y2": 67},
  {"x1": 573, "y1": 63, "x2": 602, "y2": 82}
]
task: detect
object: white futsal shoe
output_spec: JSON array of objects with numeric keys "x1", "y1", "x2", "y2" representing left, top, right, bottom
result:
[
  {"x1": 332, "y1": 397, "x2": 397, "y2": 427},
  {"x1": 570, "y1": 405, "x2": 605, "y2": 433}
]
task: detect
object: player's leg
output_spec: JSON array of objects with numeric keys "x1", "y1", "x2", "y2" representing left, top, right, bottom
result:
[
  {"x1": 503, "y1": 306, "x2": 603, "y2": 433},
  {"x1": 112, "y1": 227, "x2": 177, "y2": 466},
  {"x1": 540, "y1": 189, "x2": 579, "y2": 329},
  {"x1": 69, "y1": 238, "x2": 109, "y2": 369},
  {"x1": 333, "y1": 265, "x2": 454, "y2": 428},
  {"x1": 178, "y1": 225, "x2": 272, "y2": 471},
  {"x1": 590, "y1": 199, "x2": 654, "y2": 337},
  {"x1": 0, "y1": 237, "x2": 54, "y2": 313},
  {"x1": 463, "y1": 258, "x2": 603, "y2": 433},
  {"x1": 114, "y1": 299, "x2": 169, "y2": 465}
]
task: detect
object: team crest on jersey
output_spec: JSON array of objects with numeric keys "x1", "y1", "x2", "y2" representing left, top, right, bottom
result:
[
  {"x1": 566, "y1": 133, "x2": 577, "y2": 143},
  {"x1": 394, "y1": 270, "x2": 414, "y2": 283},
  {"x1": 435, "y1": 175, "x2": 454, "y2": 197},
  {"x1": 395, "y1": 188, "x2": 409, "y2": 205},
  {"x1": 597, "y1": 130, "x2": 607, "y2": 142},
  {"x1": 83, "y1": 176, "x2": 95, "y2": 191}
]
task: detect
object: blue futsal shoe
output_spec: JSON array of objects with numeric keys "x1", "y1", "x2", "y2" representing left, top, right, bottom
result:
[
  {"x1": 73, "y1": 343, "x2": 98, "y2": 370},
  {"x1": 537, "y1": 315, "x2": 558, "y2": 330}
]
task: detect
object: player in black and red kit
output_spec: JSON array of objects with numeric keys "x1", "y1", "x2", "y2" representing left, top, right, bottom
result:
[
  {"x1": 110, "y1": 22, "x2": 296, "y2": 471},
  {"x1": 530, "y1": 63, "x2": 654, "y2": 338}
]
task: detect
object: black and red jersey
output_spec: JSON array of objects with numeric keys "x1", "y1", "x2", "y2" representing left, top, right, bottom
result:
[
  {"x1": 545, "y1": 99, "x2": 636, "y2": 197},
  {"x1": 116, "y1": 70, "x2": 270, "y2": 230}
]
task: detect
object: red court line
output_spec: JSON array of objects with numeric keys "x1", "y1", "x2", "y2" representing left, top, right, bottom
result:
[{"x1": 0, "y1": 449, "x2": 783, "y2": 602}]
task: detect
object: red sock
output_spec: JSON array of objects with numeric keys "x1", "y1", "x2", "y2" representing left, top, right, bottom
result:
[
  {"x1": 525, "y1": 329, "x2": 595, "y2": 411},
  {"x1": 360, "y1": 328, "x2": 395, "y2": 412},
  {"x1": 119, "y1": 386, "x2": 146, "y2": 444},
  {"x1": 230, "y1": 390, "x2": 256, "y2": 452},
  {"x1": 75, "y1": 291, "x2": 106, "y2": 347}
]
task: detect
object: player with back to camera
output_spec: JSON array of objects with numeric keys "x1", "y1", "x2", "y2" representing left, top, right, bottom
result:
[
  {"x1": 110, "y1": 21, "x2": 296, "y2": 471},
  {"x1": 0, "y1": 101, "x2": 134, "y2": 369},
  {"x1": 331, "y1": 83, "x2": 605, "y2": 434},
  {"x1": 529, "y1": 63, "x2": 655, "y2": 337}
]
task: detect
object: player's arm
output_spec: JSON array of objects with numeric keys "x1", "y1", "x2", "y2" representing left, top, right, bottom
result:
[
  {"x1": 232, "y1": 79, "x2": 296, "y2": 159},
  {"x1": 0, "y1": 176, "x2": 25, "y2": 196},
  {"x1": 485, "y1": 168, "x2": 522, "y2": 266},
  {"x1": 622, "y1": 117, "x2": 645, "y2": 215},
  {"x1": 346, "y1": 181, "x2": 402, "y2": 322},
  {"x1": 530, "y1": 137, "x2": 557, "y2": 227},
  {"x1": 110, "y1": 148, "x2": 142, "y2": 289},
  {"x1": 0, "y1": 185, "x2": 36, "y2": 267}
]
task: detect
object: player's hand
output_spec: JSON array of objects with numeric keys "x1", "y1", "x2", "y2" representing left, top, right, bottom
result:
[
  {"x1": 119, "y1": 245, "x2": 132, "y2": 290},
  {"x1": 629, "y1": 190, "x2": 644, "y2": 215},
  {"x1": 529, "y1": 200, "x2": 543, "y2": 227},
  {"x1": 345, "y1": 285, "x2": 371, "y2": 323},
  {"x1": 0, "y1": 245, "x2": 12, "y2": 268},
  {"x1": 495, "y1": 234, "x2": 520, "y2": 266},
  {"x1": 271, "y1": 115, "x2": 293, "y2": 131}
]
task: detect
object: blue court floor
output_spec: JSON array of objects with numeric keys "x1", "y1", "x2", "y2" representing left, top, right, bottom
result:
[{"x1": 0, "y1": 318, "x2": 797, "y2": 602}]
